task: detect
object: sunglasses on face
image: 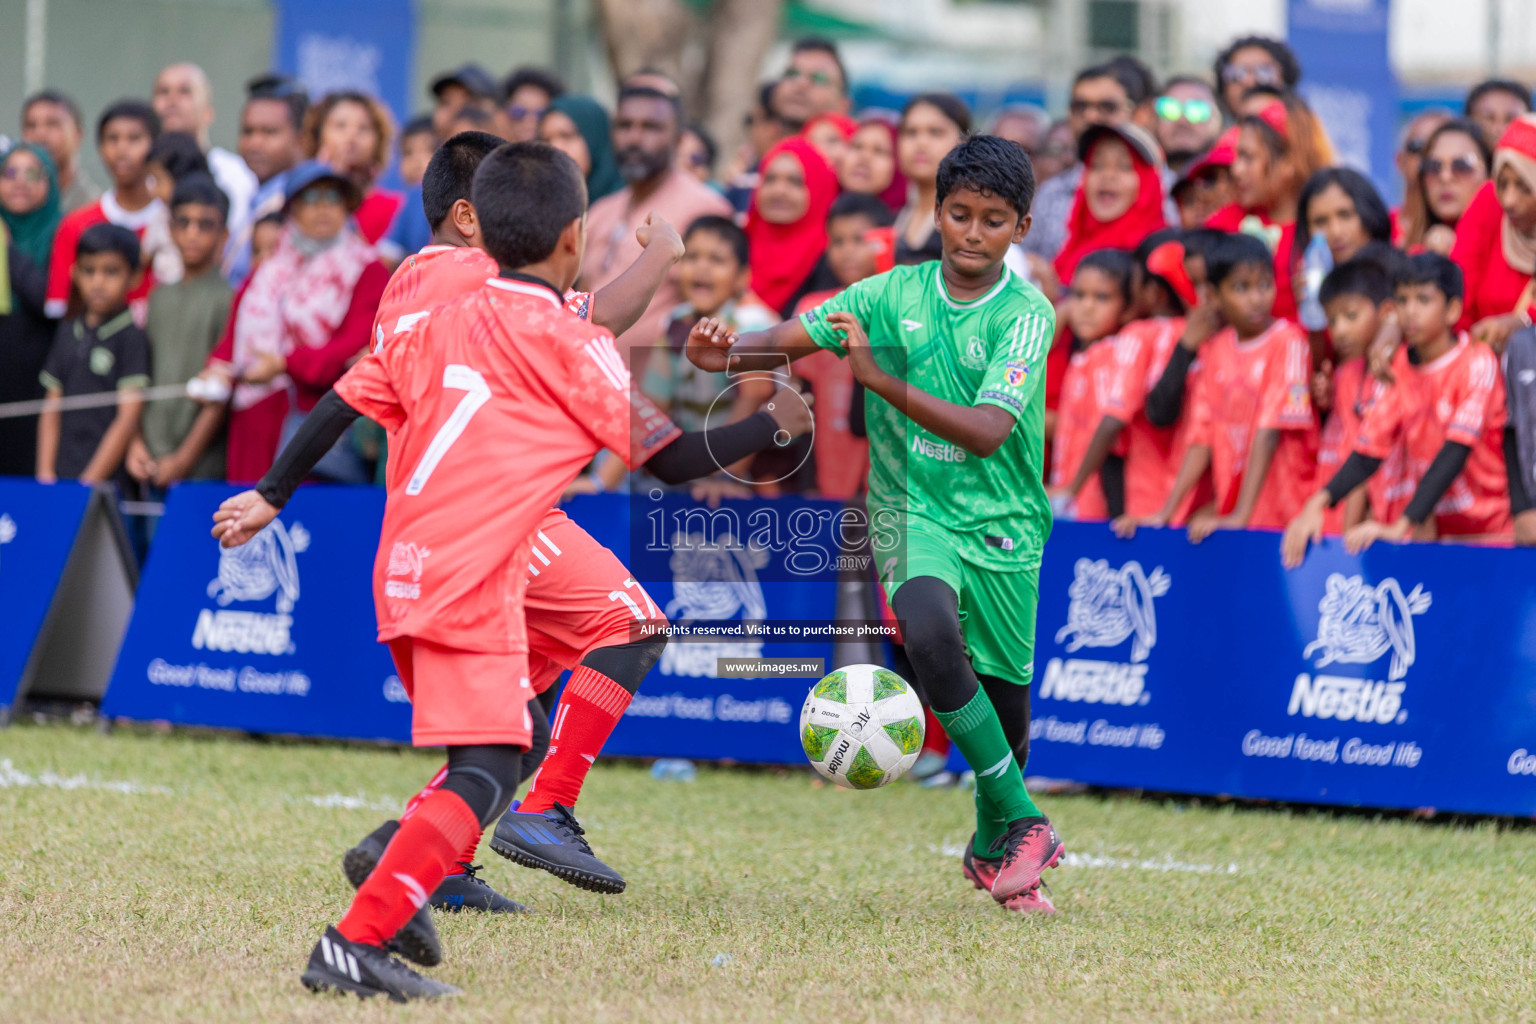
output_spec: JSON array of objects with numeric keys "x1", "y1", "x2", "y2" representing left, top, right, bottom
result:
[
  {"x1": 1, "y1": 165, "x2": 45, "y2": 184},
  {"x1": 1221, "y1": 63, "x2": 1282, "y2": 87},
  {"x1": 296, "y1": 187, "x2": 344, "y2": 207},
  {"x1": 1156, "y1": 97, "x2": 1215, "y2": 124},
  {"x1": 1423, "y1": 155, "x2": 1483, "y2": 179},
  {"x1": 1403, "y1": 136, "x2": 1432, "y2": 156},
  {"x1": 783, "y1": 67, "x2": 834, "y2": 87},
  {"x1": 173, "y1": 213, "x2": 222, "y2": 232},
  {"x1": 507, "y1": 104, "x2": 546, "y2": 121},
  {"x1": 1069, "y1": 98, "x2": 1129, "y2": 117}
]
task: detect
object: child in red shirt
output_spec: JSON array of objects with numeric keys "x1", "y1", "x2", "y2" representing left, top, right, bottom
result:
[
  {"x1": 212, "y1": 144, "x2": 811, "y2": 1002},
  {"x1": 1153, "y1": 232, "x2": 1319, "y2": 539},
  {"x1": 792, "y1": 193, "x2": 893, "y2": 499},
  {"x1": 45, "y1": 100, "x2": 165, "y2": 323},
  {"x1": 1283, "y1": 252, "x2": 1511, "y2": 566},
  {"x1": 1313, "y1": 254, "x2": 1396, "y2": 533},
  {"x1": 1047, "y1": 249, "x2": 1137, "y2": 520}
]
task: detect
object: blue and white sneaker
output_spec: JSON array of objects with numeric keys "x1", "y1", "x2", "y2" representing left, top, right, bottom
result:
[{"x1": 489, "y1": 803, "x2": 626, "y2": 894}]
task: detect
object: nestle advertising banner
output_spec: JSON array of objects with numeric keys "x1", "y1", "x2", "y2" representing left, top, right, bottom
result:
[
  {"x1": 563, "y1": 492, "x2": 843, "y2": 763},
  {"x1": 102, "y1": 483, "x2": 410, "y2": 742},
  {"x1": 0, "y1": 480, "x2": 93, "y2": 713},
  {"x1": 1023, "y1": 522, "x2": 1536, "y2": 817}
]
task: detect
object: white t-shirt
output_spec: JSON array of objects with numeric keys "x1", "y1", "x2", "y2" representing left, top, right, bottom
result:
[{"x1": 208, "y1": 147, "x2": 258, "y2": 235}]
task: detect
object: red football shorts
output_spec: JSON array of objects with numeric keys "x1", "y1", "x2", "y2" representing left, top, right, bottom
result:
[
  {"x1": 524, "y1": 509, "x2": 668, "y2": 693},
  {"x1": 387, "y1": 636, "x2": 534, "y2": 747}
]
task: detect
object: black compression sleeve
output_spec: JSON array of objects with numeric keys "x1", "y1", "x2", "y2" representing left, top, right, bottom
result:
[
  {"x1": 1146, "y1": 343, "x2": 1198, "y2": 428},
  {"x1": 645, "y1": 411, "x2": 780, "y2": 484},
  {"x1": 1507, "y1": 427, "x2": 1532, "y2": 516},
  {"x1": 1100, "y1": 453, "x2": 1126, "y2": 519},
  {"x1": 1404, "y1": 441, "x2": 1472, "y2": 524},
  {"x1": 1323, "y1": 452, "x2": 1383, "y2": 506},
  {"x1": 849, "y1": 380, "x2": 867, "y2": 438},
  {"x1": 255, "y1": 390, "x2": 361, "y2": 508}
]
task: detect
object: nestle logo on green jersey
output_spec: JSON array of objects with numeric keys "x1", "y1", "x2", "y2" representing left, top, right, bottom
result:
[{"x1": 911, "y1": 434, "x2": 966, "y2": 462}]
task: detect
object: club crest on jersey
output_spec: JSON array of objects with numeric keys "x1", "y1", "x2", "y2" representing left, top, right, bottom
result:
[
  {"x1": 1005, "y1": 361, "x2": 1029, "y2": 386},
  {"x1": 962, "y1": 336, "x2": 988, "y2": 370},
  {"x1": 385, "y1": 541, "x2": 430, "y2": 599}
]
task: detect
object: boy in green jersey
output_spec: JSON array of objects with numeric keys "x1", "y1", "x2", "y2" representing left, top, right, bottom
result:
[{"x1": 687, "y1": 135, "x2": 1063, "y2": 913}]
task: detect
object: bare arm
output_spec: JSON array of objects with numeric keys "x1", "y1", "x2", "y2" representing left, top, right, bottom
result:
[
  {"x1": 1221, "y1": 427, "x2": 1280, "y2": 527},
  {"x1": 36, "y1": 392, "x2": 61, "y2": 482},
  {"x1": 78, "y1": 392, "x2": 144, "y2": 483},
  {"x1": 156, "y1": 402, "x2": 228, "y2": 486},
  {"x1": 588, "y1": 215, "x2": 685, "y2": 338},
  {"x1": 1061, "y1": 415, "x2": 1127, "y2": 496}
]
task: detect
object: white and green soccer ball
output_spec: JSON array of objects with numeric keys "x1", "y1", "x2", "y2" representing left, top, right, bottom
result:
[{"x1": 800, "y1": 664, "x2": 925, "y2": 789}]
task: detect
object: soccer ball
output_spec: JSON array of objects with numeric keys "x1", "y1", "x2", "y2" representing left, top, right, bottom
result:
[{"x1": 800, "y1": 664, "x2": 925, "y2": 789}]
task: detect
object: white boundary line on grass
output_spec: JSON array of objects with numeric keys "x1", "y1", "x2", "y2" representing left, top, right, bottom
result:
[{"x1": 0, "y1": 758, "x2": 173, "y2": 795}]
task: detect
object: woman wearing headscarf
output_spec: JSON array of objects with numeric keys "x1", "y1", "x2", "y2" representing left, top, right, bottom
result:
[
  {"x1": 1044, "y1": 124, "x2": 1167, "y2": 475},
  {"x1": 745, "y1": 136, "x2": 840, "y2": 317},
  {"x1": 539, "y1": 95, "x2": 624, "y2": 202},
  {"x1": 1053, "y1": 123, "x2": 1168, "y2": 284},
  {"x1": 203, "y1": 162, "x2": 388, "y2": 482},
  {"x1": 839, "y1": 118, "x2": 908, "y2": 215},
  {"x1": 0, "y1": 143, "x2": 62, "y2": 473},
  {"x1": 1451, "y1": 114, "x2": 1536, "y2": 350}
]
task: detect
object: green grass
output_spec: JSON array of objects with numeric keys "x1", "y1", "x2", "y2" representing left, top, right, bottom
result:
[{"x1": 2, "y1": 721, "x2": 1535, "y2": 1023}]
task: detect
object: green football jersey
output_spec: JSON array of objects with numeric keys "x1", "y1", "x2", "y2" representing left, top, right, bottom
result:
[{"x1": 799, "y1": 261, "x2": 1056, "y2": 572}]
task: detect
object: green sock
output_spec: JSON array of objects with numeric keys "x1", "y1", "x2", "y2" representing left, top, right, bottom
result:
[
  {"x1": 972, "y1": 790, "x2": 1008, "y2": 858},
  {"x1": 934, "y1": 689, "x2": 1041, "y2": 856}
]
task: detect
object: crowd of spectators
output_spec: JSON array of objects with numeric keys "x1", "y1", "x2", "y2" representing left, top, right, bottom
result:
[{"x1": 4, "y1": 37, "x2": 1536, "y2": 556}]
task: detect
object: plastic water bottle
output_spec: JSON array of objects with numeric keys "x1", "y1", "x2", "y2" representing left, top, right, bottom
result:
[
  {"x1": 1298, "y1": 233, "x2": 1333, "y2": 331},
  {"x1": 650, "y1": 758, "x2": 697, "y2": 782}
]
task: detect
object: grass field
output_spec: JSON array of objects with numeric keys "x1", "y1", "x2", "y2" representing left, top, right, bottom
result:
[{"x1": 2, "y1": 721, "x2": 1535, "y2": 1023}]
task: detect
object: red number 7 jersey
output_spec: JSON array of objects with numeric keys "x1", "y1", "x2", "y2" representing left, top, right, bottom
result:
[{"x1": 336, "y1": 276, "x2": 681, "y2": 654}]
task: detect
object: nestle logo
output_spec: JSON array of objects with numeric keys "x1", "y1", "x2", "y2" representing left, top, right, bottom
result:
[
  {"x1": 191, "y1": 609, "x2": 294, "y2": 656},
  {"x1": 910, "y1": 434, "x2": 965, "y2": 462},
  {"x1": 1287, "y1": 674, "x2": 1407, "y2": 725}
]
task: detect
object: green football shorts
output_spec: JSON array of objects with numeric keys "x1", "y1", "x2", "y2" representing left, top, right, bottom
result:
[{"x1": 880, "y1": 516, "x2": 1040, "y2": 687}]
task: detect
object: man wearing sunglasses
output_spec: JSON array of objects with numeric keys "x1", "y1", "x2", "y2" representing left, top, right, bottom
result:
[
  {"x1": 1154, "y1": 76, "x2": 1224, "y2": 176},
  {"x1": 775, "y1": 37, "x2": 850, "y2": 131}
]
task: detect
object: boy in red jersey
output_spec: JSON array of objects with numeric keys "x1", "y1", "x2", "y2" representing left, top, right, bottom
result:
[
  {"x1": 1148, "y1": 232, "x2": 1318, "y2": 540},
  {"x1": 1282, "y1": 253, "x2": 1511, "y2": 567},
  {"x1": 1309, "y1": 254, "x2": 1396, "y2": 535},
  {"x1": 1047, "y1": 249, "x2": 1137, "y2": 519},
  {"x1": 363, "y1": 131, "x2": 698, "y2": 906},
  {"x1": 212, "y1": 143, "x2": 810, "y2": 1002}
]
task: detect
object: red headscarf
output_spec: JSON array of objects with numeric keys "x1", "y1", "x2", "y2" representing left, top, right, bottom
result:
[
  {"x1": 804, "y1": 112, "x2": 858, "y2": 143},
  {"x1": 839, "y1": 117, "x2": 909, "y2": 213},
  {"x1": 747, "y1": 137, "x2": 840, "y2": 312},
  {"x1": 1053, "y1": 134, "x2": 1167, "y2": 283}
]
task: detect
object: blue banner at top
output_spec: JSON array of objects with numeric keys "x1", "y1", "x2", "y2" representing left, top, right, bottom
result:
[
  {"x1": 1288, "y1": 0, "x2": 1401, "y2": 201},
  {"x1": 273, "y1": 0, "x2": 415, "y2": 131}
]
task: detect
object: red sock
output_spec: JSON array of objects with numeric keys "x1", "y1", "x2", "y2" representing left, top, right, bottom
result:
[
  {"x1": 337, "y1": 789, "x2": 479, "y2": 947},
  {"x1": 398, "y1": 763, "x2": 472, "y2": 876},
  {"x1": 922, "y1": 706, "x2": 950, "y2": 757},
  {"x1": 519, "y1": 665, "x2": 630, "y2": 815}
]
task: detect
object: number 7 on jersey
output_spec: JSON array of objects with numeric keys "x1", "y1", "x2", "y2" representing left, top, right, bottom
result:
[{"x1": 406, "y1": 364, "x2": 491, "y2": 495}]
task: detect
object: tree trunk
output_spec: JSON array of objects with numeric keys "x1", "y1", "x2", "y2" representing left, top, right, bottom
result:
[
  {"x1": 699, "y1": 0, "x2": 783, "y2": 169},
  {"x1": 592, "y1": 0, "x2": 697, "y2": 89}
]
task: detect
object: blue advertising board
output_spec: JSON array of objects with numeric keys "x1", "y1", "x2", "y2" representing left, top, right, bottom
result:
[
  {"x1": 559, "y1": 492, "x2": 844, "y2": 763},
  {"x1": 0, "y1": 480, "x2": 94, "y2": 714},
  {"x1": 273, "y1": 0, "x2": 415, "y2": 136},
  {"x1": 1011, "y1": 522, "x2": 1536, "y2": 817},
  {"x1": 103, "y1": 483, "x2": 410, "y2": 742},
  {"x1": 1287, "y1": 0, "x2": 1401, "y2": 201}
]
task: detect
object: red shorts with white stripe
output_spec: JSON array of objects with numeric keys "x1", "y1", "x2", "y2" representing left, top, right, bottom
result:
[
  {"x1": 524, "y1": 508, "x2": 667, "y2": 693},
  {"x1": 387, "y1": 636, "x2": 534, "y2": 747}
]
